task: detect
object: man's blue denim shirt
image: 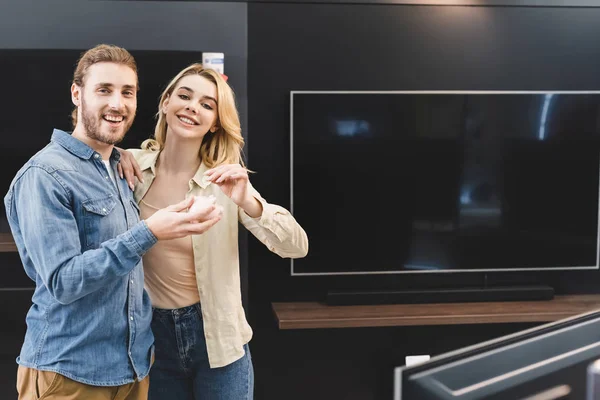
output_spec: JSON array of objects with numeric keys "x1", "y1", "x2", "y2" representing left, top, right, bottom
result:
[{"x1": 4, "y1": 129, "x2": 157, "y2": 386}]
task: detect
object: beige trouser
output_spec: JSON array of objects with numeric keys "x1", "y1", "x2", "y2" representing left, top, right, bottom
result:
[{"x1": 16, "y1": 365, "x2": 149, "y2": 400}]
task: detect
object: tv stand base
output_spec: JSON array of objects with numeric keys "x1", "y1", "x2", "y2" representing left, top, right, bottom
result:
[{"x1": 325, "y1": 285, "x2": 555, "y2": 306}]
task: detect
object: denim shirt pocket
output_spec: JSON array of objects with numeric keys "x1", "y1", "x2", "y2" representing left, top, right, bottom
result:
[{"x1": 82, "y1": 195, "x2": 118, "y2": 249}]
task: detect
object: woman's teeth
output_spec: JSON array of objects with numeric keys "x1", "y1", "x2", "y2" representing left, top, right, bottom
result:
[{"x1": 178, "y1": 116, "x2": 195, "y2": 125}]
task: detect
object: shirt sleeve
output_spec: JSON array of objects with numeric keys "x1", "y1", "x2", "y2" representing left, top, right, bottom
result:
[
  {"x1": 7, "y1": 166, "x2": 157, "y2": 305},
  {"x1": 238, "y1": 183, "x2": 308, "y2": 259}
]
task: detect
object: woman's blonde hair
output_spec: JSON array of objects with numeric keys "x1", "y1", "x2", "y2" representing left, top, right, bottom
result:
[{"x1": 142, "y1": 64, "x2": 245, "y2": 168}]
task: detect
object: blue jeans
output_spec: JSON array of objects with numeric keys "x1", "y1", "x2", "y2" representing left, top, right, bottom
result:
[{"x1": 149, "y1": 303, "x2": 254, "y2": 400}]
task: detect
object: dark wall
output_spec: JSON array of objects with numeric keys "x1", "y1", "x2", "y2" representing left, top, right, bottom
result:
[{"x1": 247, "y1": 4, "x2": 600, "y2": 399}]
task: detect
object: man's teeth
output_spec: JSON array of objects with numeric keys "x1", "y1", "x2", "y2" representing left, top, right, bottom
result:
[
  {"x1": 178, "y1": 116, "x2": 195, "y2": 125},
  {"x1": 104, "y1": 115, "x2": 124, "y2": 122}
]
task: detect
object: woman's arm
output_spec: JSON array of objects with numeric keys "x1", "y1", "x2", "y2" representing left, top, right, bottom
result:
[
  {"x1": 205, "y1": 163, "x2": 309, "y2": 258},
  {"x1": 239, "y1": 185, "x2": 309, "y2": 259}
]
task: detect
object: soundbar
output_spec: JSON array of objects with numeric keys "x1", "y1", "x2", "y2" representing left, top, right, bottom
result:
[{"x1": 326, "y1": 285, "x2": 555, "y2": 306}]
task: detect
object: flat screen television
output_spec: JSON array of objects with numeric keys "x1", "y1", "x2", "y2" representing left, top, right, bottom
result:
[
  {"x1": 394, "y1": 309, "x2": 600, "y2": 399},
  {"x1": 290, "y1": 91, "x2": 600, "y2": 278}
]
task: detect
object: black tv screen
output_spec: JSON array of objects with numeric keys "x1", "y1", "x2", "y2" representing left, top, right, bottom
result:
[{"x1": 290, "y1": 91, "x2": 600, "y2": 275}]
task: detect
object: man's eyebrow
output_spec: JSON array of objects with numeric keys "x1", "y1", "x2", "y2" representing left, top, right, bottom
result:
[
  {"x1": 96, "y1": 83, "x2": 138, "y2": 91},
  {"x1": 178, "y1": 86, "x2": 217, "y2": 104}
]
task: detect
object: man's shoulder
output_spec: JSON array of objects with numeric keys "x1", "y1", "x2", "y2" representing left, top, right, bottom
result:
[
  {"x1": 20, "y1": 143, "x2": 72, "y2": 173},
  {"x1": 5, "y1": 143, "x2": 74, "y2": 206},
  {"x1": 29, "y1": 142, "x2": 78, "y2": 172},
  {"x1": 12, "y1": 143, "x2": 77, "y2": 186}
]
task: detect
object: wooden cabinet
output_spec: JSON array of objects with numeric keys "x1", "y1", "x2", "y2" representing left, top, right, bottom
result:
[{"x1": 0, "y1": 233, "x2": 16, "y2": 252}]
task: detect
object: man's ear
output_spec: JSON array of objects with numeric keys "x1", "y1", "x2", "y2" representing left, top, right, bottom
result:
[{"x1": 71, "y1": 83, "x2": 81, "y2": 107}]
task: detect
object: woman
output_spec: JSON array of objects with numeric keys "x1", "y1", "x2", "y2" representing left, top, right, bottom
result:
[{"x1": 118, "y1": 64, "x2": 308, "y2": 399}]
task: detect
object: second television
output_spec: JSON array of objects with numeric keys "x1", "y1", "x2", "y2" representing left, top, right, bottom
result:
[{"x1": 290, "y1": 91, "x2": 600, "y2": 276}]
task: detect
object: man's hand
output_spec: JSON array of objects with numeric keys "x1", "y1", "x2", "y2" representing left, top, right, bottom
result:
[
  {"x1": 115, "y1": 147, "x2": 144, "y2": 191},
  {"x1": 145, "y1": 196, "x2": 223, "y2": 240}
]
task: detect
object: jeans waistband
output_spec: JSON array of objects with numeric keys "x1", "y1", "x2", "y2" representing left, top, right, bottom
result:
[{"x1": 152, "y1": 302, "x2": 201, "y2": 317}]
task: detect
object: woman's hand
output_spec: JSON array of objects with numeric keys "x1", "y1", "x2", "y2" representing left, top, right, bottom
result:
[
  {"x1": 204, "y1": 164, "x2": 263, "y2": 217},
  {"x1": 115, "y1": 147, "x2": 144, "y2": 190}
]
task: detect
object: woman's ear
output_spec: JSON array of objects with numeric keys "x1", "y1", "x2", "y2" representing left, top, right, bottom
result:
[
  {"x1": 161, "y1": 95, "x2": 170, "y2": 114},
  {"x1": 210, "y1": 118, "x2": 221, "y2": 133}
]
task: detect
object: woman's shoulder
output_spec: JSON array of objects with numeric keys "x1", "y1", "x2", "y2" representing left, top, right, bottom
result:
[{"x1": 126, "y1": 147, "x2": 158, "y2": 163}]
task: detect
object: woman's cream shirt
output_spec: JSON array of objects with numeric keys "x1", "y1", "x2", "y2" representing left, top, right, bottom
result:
[{"x1": 130, "y1": 149, "x2": 309, "y2": 368}]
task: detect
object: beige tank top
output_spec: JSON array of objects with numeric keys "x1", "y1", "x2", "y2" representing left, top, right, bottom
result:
[{"x1": 139, "y1": 198, "x2": 200, "y2": 309}]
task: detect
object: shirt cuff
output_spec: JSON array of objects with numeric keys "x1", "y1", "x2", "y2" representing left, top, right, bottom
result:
[
  {"x1": 126, "y1": 220, "x2": 158, "y2": 255},
  {"x1": 248, "y1": 196, "x2": 290, "y2": 243}
]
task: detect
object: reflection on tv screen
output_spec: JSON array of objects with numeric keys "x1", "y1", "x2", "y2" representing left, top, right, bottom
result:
[{"x1": 291, "y1": 92, "x2": 600, "y2": 274}]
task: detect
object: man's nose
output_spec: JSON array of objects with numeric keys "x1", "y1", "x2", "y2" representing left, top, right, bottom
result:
[{"x1": 108, "y1": 93, "x2": 124, "y2": 110}]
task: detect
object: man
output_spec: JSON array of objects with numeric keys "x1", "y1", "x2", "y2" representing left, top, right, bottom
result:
[{"x1": 4, "y1": 44, "x2": 222, "y2": 399}]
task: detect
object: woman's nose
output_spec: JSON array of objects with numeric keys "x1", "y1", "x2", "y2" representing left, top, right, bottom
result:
[{"x1": 185, "y1": 104, "x2": 198, "y2": 114}]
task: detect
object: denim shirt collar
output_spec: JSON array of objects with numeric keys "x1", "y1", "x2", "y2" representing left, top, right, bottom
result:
[{"x1": 51, "y1": 129, "x2": 121, "y2": 162}]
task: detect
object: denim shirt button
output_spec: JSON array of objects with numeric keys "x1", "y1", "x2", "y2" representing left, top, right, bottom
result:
[
  {"x1": 94, "y1": 153, "x2": 100, "y2": 159},
  {"x1": 130, "y1": 316, "x2": 134, "y2": 321}
]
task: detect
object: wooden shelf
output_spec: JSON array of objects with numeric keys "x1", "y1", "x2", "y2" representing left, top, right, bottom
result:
[
  {"x1": 272, "y1": 295, "x2": 600, "y2": 329},
  {"x1": 0, "y1": 233, "x2": 17, "y2": 252}
]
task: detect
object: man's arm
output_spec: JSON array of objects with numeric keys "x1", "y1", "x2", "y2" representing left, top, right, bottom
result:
[{"x1": 9, "y1": 166, "x2": 157, "y2": 305}]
